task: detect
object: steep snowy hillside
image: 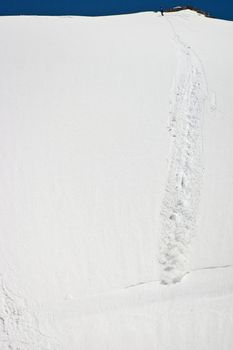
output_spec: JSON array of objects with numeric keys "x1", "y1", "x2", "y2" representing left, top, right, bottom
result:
[{"x1": 0, "y1": 10, "x2": 233, "y2": 349}]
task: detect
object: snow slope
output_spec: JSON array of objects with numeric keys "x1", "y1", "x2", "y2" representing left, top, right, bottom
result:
[{"x1": 0, "y1": 10, "x2": 233, "y2": 349}]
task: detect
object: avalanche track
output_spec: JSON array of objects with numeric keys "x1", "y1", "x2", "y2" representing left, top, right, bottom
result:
[{"x1": 159, "y1": 18, "x2": 208, "y2": 284}]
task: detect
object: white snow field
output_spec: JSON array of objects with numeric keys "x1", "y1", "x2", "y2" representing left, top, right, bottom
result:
[{"x1": 0, "y1": 9, "x2": 233, "y2": 349}]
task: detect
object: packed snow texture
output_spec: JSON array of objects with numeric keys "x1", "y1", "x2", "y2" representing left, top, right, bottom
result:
[
  {"x1": 0, "y1": 10, "x2": 233, "y2": 349},
  {"x1": 159, "y1": 17, "x2": 208, "y2": 284}
]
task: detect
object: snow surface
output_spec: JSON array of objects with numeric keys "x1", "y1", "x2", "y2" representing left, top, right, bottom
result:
[{"x1": 0, "y1": 9, "x2": 233, "y2": 349}]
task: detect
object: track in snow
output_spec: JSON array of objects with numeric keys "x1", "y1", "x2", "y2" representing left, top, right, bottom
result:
[{"x1": 159, "y1": 18, "x2": 208, "y2": 284}]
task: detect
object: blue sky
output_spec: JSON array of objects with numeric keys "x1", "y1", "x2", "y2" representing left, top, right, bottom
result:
[{"x1": 0, "y1": 1, "x2": 232, "y2": 21}]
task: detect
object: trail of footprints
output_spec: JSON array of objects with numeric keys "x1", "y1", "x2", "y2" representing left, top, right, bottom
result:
[{"x1": 160, "y1": 27, "x2": 207, "y2": 284}]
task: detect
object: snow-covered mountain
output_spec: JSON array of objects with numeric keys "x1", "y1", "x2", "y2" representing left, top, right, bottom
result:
[{"x1": 0, "y1": 9, "x2": 233, "y2": 349}]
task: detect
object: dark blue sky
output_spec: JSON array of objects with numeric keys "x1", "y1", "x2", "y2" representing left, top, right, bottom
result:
[{"x1": 0, "y1": 1, "x2": 232, "y2": 21}]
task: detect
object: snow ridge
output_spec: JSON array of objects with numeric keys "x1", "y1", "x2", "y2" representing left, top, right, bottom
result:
[{"x1": 159, "y1": 18, "x2": 207, "y2": 284}]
